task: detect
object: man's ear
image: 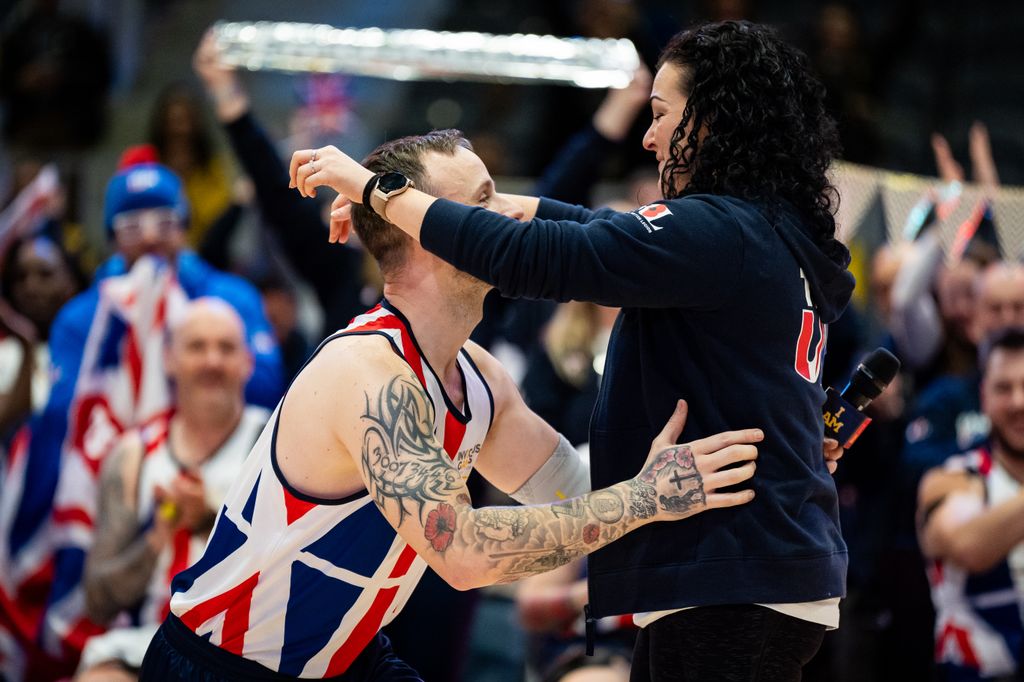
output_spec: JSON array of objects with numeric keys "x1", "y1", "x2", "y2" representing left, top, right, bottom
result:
[
  {"x1": 242, "y1": 347, "x2": 255, "y2": 384},
  {"x1": 329, "y1": 195, "x2": 353, "y2": 244}
]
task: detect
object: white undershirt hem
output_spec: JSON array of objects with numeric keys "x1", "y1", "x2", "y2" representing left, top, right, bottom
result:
[{"x1": 633, "y1": 598, "x2": 841, "y2": 630}]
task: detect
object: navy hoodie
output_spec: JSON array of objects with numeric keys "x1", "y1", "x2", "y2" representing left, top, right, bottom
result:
[{"x1": 421, "y1": 194, "x2": 855, "y2": 616}]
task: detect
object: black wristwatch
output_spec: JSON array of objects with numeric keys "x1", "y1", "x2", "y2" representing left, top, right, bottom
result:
[{"x1": 363, "y1": 171, "x2": 414, "y2": 220}]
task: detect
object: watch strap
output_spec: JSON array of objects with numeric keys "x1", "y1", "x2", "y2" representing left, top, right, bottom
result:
[{"x1": 362, "y1": 172, "x2": 383, "y2": 212}]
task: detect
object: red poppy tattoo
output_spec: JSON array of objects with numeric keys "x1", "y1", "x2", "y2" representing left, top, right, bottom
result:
[
  {"x1": 583, "y1": 523, "x2": 600, "y2": 544},
  {"x1": 424, "y1": 502, "x2": 457, "y2": 552}
]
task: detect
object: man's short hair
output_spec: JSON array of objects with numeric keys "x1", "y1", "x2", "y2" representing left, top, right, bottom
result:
[
  {"x1": 351, "y1": 129, "x2": 472, "y2": 276},
  {"x1": 980, "y1": 326, "x2": 1024, "y2": 373}
]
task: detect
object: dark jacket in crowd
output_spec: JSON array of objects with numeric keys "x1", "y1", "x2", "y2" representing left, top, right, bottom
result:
[{"x1": 223, "y1": 112, "x2": 367, "y2": 338}]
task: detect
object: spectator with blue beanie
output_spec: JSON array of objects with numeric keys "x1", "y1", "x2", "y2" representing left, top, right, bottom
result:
[{"x1": 83, "y1": 162, "x2": 282, "y2": 407}]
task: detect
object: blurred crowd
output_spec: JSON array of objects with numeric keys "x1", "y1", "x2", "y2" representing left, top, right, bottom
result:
[{"x1": 1, "y1": 0, "x2": 1023, "y2": 681}]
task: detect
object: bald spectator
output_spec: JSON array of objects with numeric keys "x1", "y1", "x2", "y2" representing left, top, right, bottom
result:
[
  {"x1": 76, "y1": 298, "x2": 270, "y2": 680},
  {"x1": 972, "y1": 263, "x2": 1024, "y2": 345}
]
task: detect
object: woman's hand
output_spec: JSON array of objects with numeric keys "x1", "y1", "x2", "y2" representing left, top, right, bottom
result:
[{"x1": 288, "y1": 145, "x2": 375, "y2": 201}]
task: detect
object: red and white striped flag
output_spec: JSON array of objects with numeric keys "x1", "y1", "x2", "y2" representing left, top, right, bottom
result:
[{"x1": 42, "y1": 256, "x2": 187, "y2": 662}]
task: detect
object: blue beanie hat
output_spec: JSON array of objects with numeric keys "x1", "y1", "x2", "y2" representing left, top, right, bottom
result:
[{"x1": 104, "y1": 163, "x2": 189, "y2": 236}]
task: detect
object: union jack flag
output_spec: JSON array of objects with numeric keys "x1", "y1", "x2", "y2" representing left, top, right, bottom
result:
[{"x1": 41, "y1": 257, "x2": 187, "y2": 663}]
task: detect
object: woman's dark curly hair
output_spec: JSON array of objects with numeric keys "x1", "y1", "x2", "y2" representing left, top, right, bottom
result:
[{"x1": 658, "y1": 21, "x2": 847, "y2": 264}]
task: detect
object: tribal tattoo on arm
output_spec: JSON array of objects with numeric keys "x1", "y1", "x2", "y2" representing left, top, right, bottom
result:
[
  {"x1": 360, "y1": 374, "x2": 712, "y2": 586},
  {"x1": 361, "y1": 376, "x2": 464, "y2": 526}
]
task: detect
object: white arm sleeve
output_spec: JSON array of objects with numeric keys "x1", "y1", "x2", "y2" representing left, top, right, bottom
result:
[
  {"x1": 509, "y1": 434, "x2": 591, "y2": 504},
  {"x1": 890, "y1": 233, "x2": 945, "y2": 370}
]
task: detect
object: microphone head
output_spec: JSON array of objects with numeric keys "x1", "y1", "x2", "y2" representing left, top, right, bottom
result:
[{"x1": 849, "y1": 348, "x2": 901, "y2": 401}]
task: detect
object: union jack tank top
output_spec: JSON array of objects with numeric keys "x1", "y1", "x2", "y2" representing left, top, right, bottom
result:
[{"x1": 167, "y1": 301, "x2": 494, "y2": 677}]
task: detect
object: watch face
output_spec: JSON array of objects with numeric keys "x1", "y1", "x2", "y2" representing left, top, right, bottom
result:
[{"x1": 377, "y1": 172, "x2": 409, "y2": 194}]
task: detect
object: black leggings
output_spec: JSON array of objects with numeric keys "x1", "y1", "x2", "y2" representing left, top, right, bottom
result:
[{"x1": 629, "y1": 605, "x2": 826, "y2": 682}]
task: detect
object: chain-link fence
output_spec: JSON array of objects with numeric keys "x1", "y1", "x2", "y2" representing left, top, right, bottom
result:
[{"x1": 834, "y1": 161, "x2": 1024, "y2": 259}]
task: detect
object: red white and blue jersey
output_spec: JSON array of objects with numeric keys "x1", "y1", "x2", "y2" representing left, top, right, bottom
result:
[
  {"x1": 928, "y1": 446, "x2": 1024, "y2": 680},
  {"x1": 133, "y1": 405, "x2": 268, "y2": 626},
  {"x1": 168, "y1": 301, "x2": 494, "y2": 677}
]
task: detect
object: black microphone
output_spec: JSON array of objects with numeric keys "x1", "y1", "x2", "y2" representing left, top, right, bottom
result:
[
  {"x1": 842, "y1": 348, "x2": 902, "y2": 411},
  {"x1": 823, "y1": 348, "x2": 901, "y2": 448}
]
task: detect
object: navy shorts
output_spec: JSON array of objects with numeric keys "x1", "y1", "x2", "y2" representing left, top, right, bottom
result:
[{"x1": 139, "y1": 615, "x2": 423, "y2": 681}]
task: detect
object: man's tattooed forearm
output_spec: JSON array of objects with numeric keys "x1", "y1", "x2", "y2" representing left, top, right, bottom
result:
[
  {"x1": 627, "y1": 479, "x2": 657, "y2": 519},
  {"x1": 361, "y1": 376, "x2": 462, "y2": 525},
  {"x1": 475, "y1": 508, "x2": 529, "y2": 541},
  {"x1": 551, "y1": 498, "x2": 586, "y2": 519},
  {"x1": 549, "y1": 491, "x2": 623, "y2": 523},
  {"x1": 455, "y1": 488, "x2": 633, "y2": 582},
  {"x1": 588, "y1": 490, "x2": 625, "y2": 523}
]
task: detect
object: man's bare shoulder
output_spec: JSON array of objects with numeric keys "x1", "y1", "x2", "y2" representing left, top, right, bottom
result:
[
  {"x1": 282, "y1": 333, "x2": 414, "y2": 442},
  {"x1": 275, "y1": 333, "x2": 423, "y2": 499},
  {"x1": 301, "y1": 332, "x2": 409, "y2": 383}
]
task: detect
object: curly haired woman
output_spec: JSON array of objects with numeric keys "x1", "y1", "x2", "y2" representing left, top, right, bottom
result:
[{"x1": 291, "y1": 20, "x2": 855, "y2": 681}]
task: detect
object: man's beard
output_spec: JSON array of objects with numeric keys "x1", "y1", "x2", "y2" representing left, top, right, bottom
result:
[
  {"x1": 443, "y1": 268, "x2": 490, "y2": 321},
  {"x1": 449, "y1": 266, "x2": 491, "y2": 298},
  {"x1": 991, "y1": 424, "x2": 1024, "y2": 463}
]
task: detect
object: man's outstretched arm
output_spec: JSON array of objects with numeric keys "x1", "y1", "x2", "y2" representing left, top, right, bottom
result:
[{"x1": 332, "y1": 349, "x2": 760, "y2": 591}]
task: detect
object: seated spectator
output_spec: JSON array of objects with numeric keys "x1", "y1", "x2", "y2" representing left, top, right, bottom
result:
[
  {"x1": 76, "y1": 298, "x2": 269, "y2": 680},
  {"x1": 0, "y1": 234, "x2": 83, "y2": 434},
  {"x1": 917, "y1": 327, "x2": 1024, "y2": 680},
  {"x1": 0, "y1": 233, "x2": 84, "y2": 682}
]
